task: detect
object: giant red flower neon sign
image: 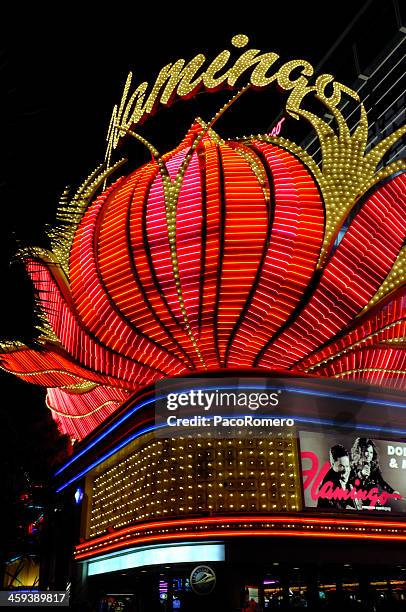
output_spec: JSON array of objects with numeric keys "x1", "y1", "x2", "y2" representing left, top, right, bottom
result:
[{"x1": 1, "y1": 42, "x2": 405, "y2": 440}]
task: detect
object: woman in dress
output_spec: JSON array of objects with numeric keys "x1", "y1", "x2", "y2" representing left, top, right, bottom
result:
[{"x1": 350, "y1": 437, "x2": 395, "y2": 493}]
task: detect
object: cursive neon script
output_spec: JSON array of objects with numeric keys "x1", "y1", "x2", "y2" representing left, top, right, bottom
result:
[
  {"x1": 270, "y1": 117, "x2": 285, "y2": 136},
  {"x1": 106, "y1": 34, "x2": 360, "y2": 160},
  {"x1": 317, "y1": 479, "x2": 402, "y2": 507}
]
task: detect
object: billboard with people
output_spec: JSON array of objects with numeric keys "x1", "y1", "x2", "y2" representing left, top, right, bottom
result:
[{"x1": 300, "y1": 431, "x2": 406, "y2": 513}]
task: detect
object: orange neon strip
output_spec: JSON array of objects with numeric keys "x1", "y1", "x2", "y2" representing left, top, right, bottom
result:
[
  {"x1": 199, "y1": 140, "x2": 222, "y2": 367},
  {"x1": 227, "y1": 143, "x2": 324, "y2": 368},
  {"x1": 299, "y1": 288, "x2": 406, "y2": 371},
  {"x1": 75, "y1": 529, "x2": 406, "y2": 560},
  {"x1": 76, "y1": 514, "x2": 406, "y2": 555},
  {"x1": 216, "y1": 144, "x2": 268, "y2": 365},
  {"x1": 258, "y1": 174, "x2": 406, "y2": 370}
]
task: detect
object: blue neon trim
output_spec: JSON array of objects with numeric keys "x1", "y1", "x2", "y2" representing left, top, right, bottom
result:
[
  {"x1": 293, "y1": 416, "x2": 406, "y2": 435},
  {"x1": 56, "y1": 413, "x2": 406, "y2": 493},
  {"x1": 274, "y1": 386, "x2": 406, "y2": 409},
  {"x1": 204, "y1": 414, "x2": 406, "y2": 436},
  {"x1": 55, "y1": 384, "x2": 406, "y2": 477},
  {"x1": 55, "y1": 395, "x2": 161, "y2": 475},
  {"x1": 56, "y1": 423, "x2": 167, "y2": 493}
]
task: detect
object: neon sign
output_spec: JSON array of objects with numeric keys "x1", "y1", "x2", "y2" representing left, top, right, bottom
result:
[
  {"x1": 106, "y1": 33, "x2": 360, "y2": 163},
  {"x1": 1, "y1": 35, "x2": 404, "y2": 440}
]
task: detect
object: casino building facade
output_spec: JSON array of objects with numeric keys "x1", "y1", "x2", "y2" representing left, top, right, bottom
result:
[{"x1": 1, "y1": 36, "x2": 405, "y2": 610}]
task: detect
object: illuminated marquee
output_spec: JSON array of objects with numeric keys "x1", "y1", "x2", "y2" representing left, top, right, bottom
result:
[
  {"x1": 0, "y1": 35, "x2": 404, "y2": 440},
  {"x1": 88, "y1": 433, "x2": 300, "y2": 537}
]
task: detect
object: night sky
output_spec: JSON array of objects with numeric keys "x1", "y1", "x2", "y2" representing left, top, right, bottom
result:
[{"x1": 0, "y1": 4, "x2": 399, "y2": 461}]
